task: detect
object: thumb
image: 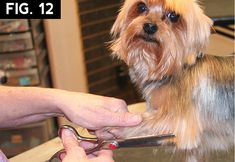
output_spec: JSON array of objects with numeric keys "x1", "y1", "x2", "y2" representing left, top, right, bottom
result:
[
  {"x1": 61, "y1": 129, "x2": 87, "y2": 160},
  {"x1": 105, "y1": 112, "x2": 142, "y2": 127}
]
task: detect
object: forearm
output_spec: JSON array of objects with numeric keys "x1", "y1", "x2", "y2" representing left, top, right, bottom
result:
[
  {"x1": 0, "y1": 86, "x2": 142, "y2": 133},
  {"x1": 0, "y1": 86, "x2": 63, "y2": 128}
]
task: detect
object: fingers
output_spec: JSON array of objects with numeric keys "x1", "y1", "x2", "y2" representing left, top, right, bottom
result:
[
  {"x1": 93, "y1": 111, "x2": 142, "y2": 139},
  {"x1": 103, "y1": 99, "x2": 142, "y2": 127},
  {"x1": 79, "y1": 141, "x2": 114, "y2": 161},
  {"x1": 61, "y1": 129, "x2": 115, "y2": 162},
  {"x1": 95, "y1": 130, "x2": 116, "y2": 139},
  {"x1": 79, "y1": 141, "x2": 96, "y2": 150},
  {"x1": 103, "y1": 111, "x2": 142, "y2": 127},
  {"x1": 79, "y1": 141, "x2": 97, "y2": 158},
  {"x1": 95, "y1": 150, "x2": 115, "y2": 162},
  {"x1": 98, "y1": 150, "x2": 113, "y2": 157},
  {"x1": 86, "y1": 109, "x2": 142, "y2": 130},
  {"x1": 105, "y1": 98, "x2": 129, "y2": 113},
  {"x1": 95, "y1": 127, "x2": 123, "y2": 139},
  {"x1": 61, "y1": 129, "x2": 87, "y2": 160}
]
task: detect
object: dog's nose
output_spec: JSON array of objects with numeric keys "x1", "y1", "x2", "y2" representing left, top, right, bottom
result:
[{"x1": 143, "y1": 23, "x2": 158, "y2": 35}]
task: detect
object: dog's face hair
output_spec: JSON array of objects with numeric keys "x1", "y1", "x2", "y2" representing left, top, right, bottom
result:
[
  {"x1": 109, "y1": 0, "x2": 234, "y2": 153},
  {"x1": 111, "y1": 0, "x2": 213, "y2": 84}
]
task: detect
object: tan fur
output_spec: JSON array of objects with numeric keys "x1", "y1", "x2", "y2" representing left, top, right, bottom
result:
[
  {"x1": 109, "y1": 0, "x2": 234, "y2": 160},
  {"x1": 111, "y1": 0, "x2": 212, "y2": 80}
]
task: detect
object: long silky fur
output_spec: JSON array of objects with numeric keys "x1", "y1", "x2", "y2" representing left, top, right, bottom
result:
[{"x1": 110, "y1": 0, "x2": 234, "y2": 161}]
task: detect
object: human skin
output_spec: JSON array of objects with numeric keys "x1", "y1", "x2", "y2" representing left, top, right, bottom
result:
[
  {"x1": 0, "y1": 86, "x2": 142, "y2": 161},
  {"x1": 0, "y1": 86, "x2": 142, "y2": 131},
  {"x1": 61, "y1": 128, "x2": 115, "y2": 162}
]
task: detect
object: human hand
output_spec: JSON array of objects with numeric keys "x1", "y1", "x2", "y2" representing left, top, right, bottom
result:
[
  {"x1": 0, "y1": 149, "x2": 8, "y2": 162},
  {"x1": 61, "y1": 128, "x2": 114, "y2": 162},
  {"x1": 57, "y1": 91, "x2": 142, "y2": 138}
]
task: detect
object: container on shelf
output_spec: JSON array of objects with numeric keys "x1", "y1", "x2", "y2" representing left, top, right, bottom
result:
[
  {"x1": 0, "y1": 50, "x2": 37, "y2": 70},
  {"x1": 0, "y1": 20, "x2": 29, "y2": 33},
  {"x1": 5, "y1": 68, "x2": 40, "y2": 86},
  {"x1": 0, "y1": 32, "x2": 33, "y2": 53}
]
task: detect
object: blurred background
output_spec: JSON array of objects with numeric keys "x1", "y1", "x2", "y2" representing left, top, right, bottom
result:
[{"x1": 0, "y1": 0, "x2": 234, "y2": 159}]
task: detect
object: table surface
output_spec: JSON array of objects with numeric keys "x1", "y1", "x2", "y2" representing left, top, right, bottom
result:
[{"x1": 10, "y1": 102, "x2": 234, "y2": 162}]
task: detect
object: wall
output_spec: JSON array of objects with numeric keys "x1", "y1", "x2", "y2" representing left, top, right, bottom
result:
[{"x1": 44, "y1": 0, "x2": 88, "y2": 92}]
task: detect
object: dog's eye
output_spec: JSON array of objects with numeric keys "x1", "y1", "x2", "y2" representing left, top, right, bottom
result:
[
  {"x1": 137, "y1": 2, "x2": 148, "y2": 13},
  {"x1": 167, "y1": 11, "x2": 180, "y2": 23}
]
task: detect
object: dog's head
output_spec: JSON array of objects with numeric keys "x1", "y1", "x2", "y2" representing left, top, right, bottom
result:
[{"x1": 110, "y1": 0, "x2": 212, "y2": 81}]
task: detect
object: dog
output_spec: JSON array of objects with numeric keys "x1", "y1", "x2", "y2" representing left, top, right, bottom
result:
[{"x1": 109, "y1": 0, "x2": 234, "y2": 161}]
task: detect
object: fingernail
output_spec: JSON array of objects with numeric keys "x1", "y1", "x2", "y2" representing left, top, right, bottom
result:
[
  {"x1": 59, "y1": 152, "x2": 66, "y2": 160},
  {"x1": 61, "y1": 129, "x2": 78, "y2": 143},
  {"x1": 62, "y1": 129, "x2": 76, "y2": 139}
]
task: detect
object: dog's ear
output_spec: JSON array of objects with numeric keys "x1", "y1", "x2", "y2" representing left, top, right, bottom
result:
[
  {"x1": 111, "y1": 4, "x2": 126, "y2": 39},
  {"x1": 185, "y1": 2, "x2": 213, "y2": 53}
]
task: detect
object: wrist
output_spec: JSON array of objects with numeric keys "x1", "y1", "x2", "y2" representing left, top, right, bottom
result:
[
  {"x1": 0, "y1": 86, "x2": 65, "y2": 127},
  {"x1": 42, "y1": 88, "x2": 66, "y2": 117},
  {"x1": 17, "y1": 86, "x2": 65, "y2": 118}
]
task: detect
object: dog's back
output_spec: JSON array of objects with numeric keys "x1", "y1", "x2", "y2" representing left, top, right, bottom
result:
[{"x1": 189, "y1": 55, "x2": 234, "y2": 151}]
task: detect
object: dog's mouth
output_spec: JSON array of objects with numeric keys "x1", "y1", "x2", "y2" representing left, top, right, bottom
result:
[{"x1": 136, "y1": 34, "x2": 159, "y2": 44}]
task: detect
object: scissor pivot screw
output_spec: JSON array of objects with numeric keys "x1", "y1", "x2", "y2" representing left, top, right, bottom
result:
[{"x1": 109, "y1": 141, "x2": 119, "y2": 150}]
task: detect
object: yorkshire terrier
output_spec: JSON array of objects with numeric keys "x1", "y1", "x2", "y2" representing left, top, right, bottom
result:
[{"x1": 110, "y1": 0, "x2": 234, "y2": 161}]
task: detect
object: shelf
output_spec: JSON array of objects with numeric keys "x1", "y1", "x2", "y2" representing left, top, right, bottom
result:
[{"x1": 0, "y1": 19, "x2": 54, "y2": 157}]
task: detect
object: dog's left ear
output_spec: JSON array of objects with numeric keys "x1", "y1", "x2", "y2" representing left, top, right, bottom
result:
[
  {"x1": 182, "y1": 2, "x2": 213, "y2": 66},
  {"x1": 111, "y1": 2, "x2": 128, "y2": 40},
  {"x1": 185, "y1": 2, "x2": 213, "y2": 54},
  {"x1": 111, "y1": 10, "x2": 125, "y2": 39}
]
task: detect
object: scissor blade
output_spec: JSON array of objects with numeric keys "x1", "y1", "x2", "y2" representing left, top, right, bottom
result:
[{"x1": 117, "y1": 134, "x2": 175, "y2": 148}]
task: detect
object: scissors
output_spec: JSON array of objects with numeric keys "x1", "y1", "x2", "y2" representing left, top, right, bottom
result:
[{"x1": 48, "y1": 125, "x2": 175, "y2": 162}]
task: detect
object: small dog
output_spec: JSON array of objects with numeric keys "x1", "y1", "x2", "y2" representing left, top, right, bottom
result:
[{"x1": 110, "y1": 0, "x2": 234, "y2": 161}]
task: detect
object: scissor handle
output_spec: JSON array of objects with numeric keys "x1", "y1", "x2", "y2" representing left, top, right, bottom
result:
[
  {"x1": 48, "y1": 125, "x2": 103, "y2": 161},
  {"x1": 58, "y1": 125, "x2": 98, "y2": 142},
  {"x1": 48, "y1": 142, "x2": 107, "y2": 162}
]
